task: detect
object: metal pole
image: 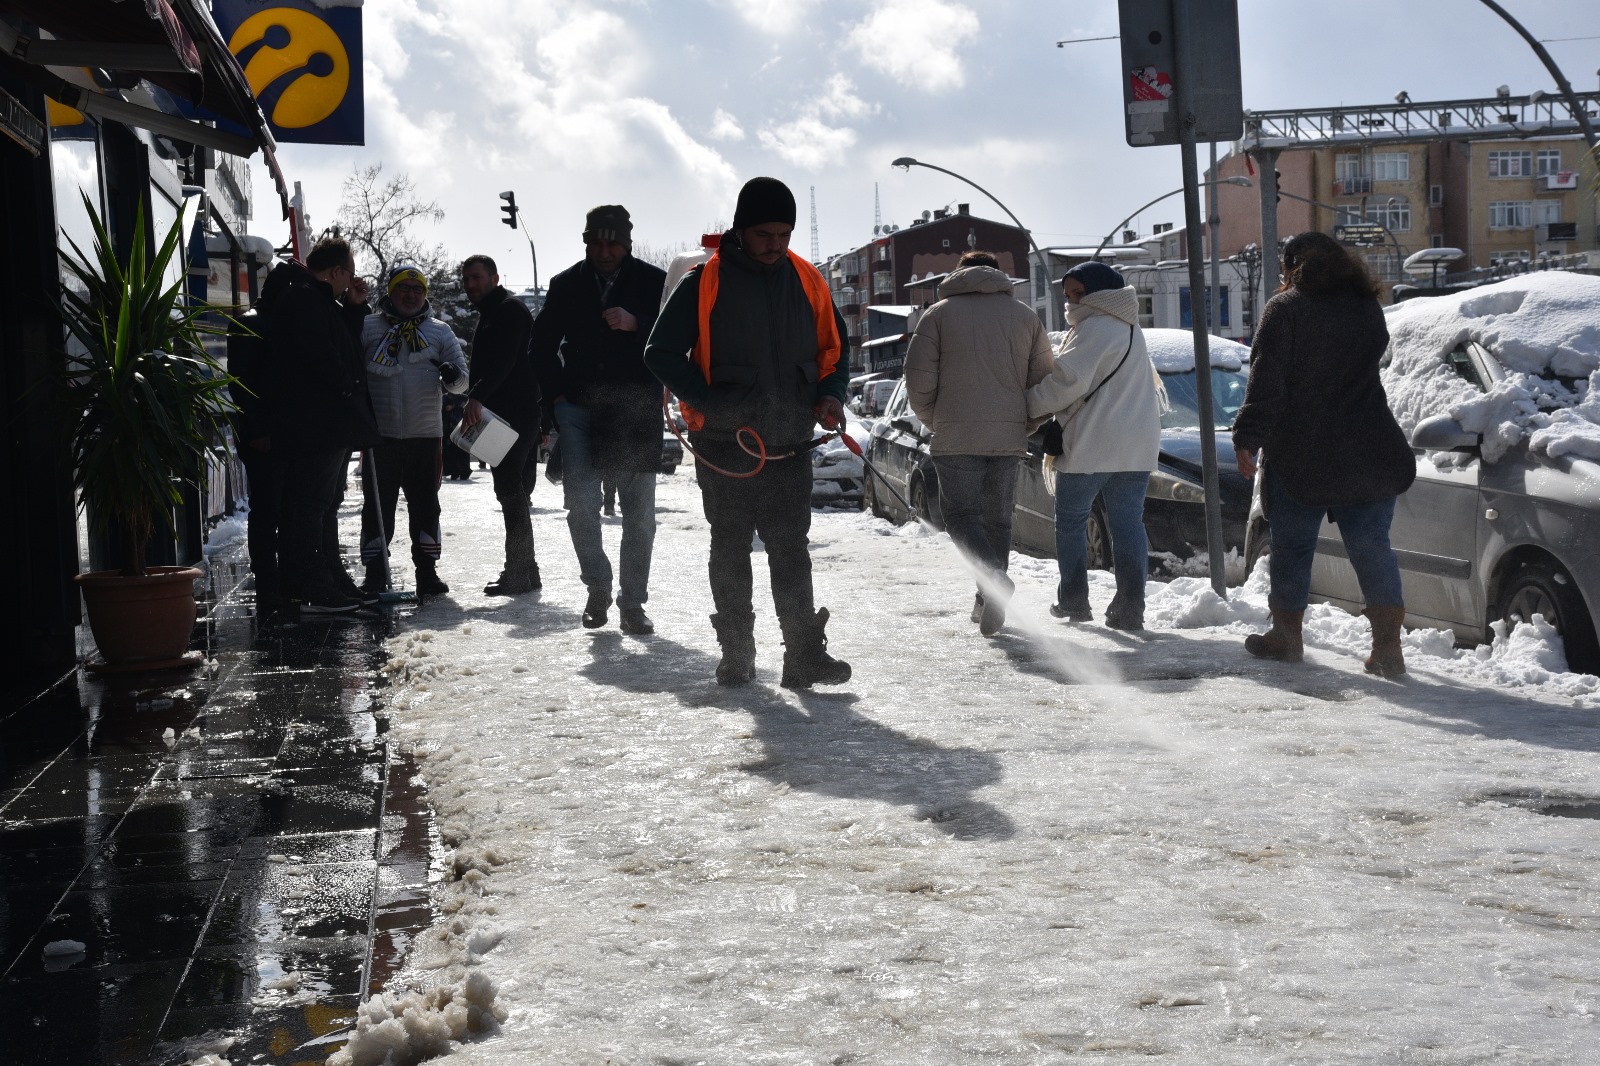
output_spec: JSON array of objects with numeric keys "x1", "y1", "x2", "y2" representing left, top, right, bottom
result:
[
  {"x1": 1209, "y1": 141, "x2": 1222, "y2": 335},
  {"x1": 1173, "y1": 2, "x2": 1227, "y2": 598},
  {"x1": 1478, "y1": 0, "x2": 1598, "y2": 153},
  {"x1": 1255, "y1": 148, "x2": 1281, "y2": 328}
]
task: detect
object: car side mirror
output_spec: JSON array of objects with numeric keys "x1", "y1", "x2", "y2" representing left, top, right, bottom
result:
[
  {"x1": 891, "y1": 417, "x2": 916, "y2": 434},
  {"x1": 1410, "y1": 413, "x2": 1480, "y2": 452}
]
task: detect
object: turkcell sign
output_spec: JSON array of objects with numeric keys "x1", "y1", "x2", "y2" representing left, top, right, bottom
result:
[
  {"x1": 1117, "y1": 0, "x2": 1242, "y2": 147},
  {"x1": 212, "y1": 0, "x2": 364, "y2": 145}
]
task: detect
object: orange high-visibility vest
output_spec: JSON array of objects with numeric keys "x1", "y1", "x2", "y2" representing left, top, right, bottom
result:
[{"x1": 680, "y1": 248, "x2": 841, "y2": 431}]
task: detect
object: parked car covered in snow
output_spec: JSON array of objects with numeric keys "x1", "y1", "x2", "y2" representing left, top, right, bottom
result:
[
  {"x1": 864, "y1": 329, "x2": 1252, "y2": 570},
  {"x1": 1243, "y1": 272, "x2": 1600, "y2": 674},
  {"x1": 811, "y1": 416, "x2": 867, "y2": 507}
]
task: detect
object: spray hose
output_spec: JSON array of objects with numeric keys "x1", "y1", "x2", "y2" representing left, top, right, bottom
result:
[{"x1": 662, "y1": 390, "x2": 840, "y2": 479}]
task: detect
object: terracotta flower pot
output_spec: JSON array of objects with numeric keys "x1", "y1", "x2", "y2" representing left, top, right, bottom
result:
[{"x1": 74, "y1": 566, "x2": 204, "y2": 672}]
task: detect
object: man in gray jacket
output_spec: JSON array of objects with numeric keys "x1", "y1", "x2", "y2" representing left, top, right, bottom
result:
[
  {"x1": 359, "y1": 264, "x2": 469, "y2": 596},
  {"x1": 904, "y1": 250, "x2": 1054, "y2": 636}
]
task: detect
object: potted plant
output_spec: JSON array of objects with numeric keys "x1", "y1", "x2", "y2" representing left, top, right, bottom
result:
[{"x1": 60, "y1": 193, "x2": 237, "y2": 671}]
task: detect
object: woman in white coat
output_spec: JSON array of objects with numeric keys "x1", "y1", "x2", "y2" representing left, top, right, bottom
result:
[{"x1": 1025, "y1": 262, "x2": 1160, "y2": 630}]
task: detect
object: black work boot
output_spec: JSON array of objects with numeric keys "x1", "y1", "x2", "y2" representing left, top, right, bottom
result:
[
  {"x1": 711, "y1": 611, "x2": 757, "y2": 686},
  {"x1": 780, "y1": 607, "x2": 852, "y2": 689},
  {"x1": 361, "y1": 562, "x2": 387, "y2": 593},
  {"x1": 582, "y1": 587, "x2": 612, "y2": 629},
  {"x1": 484, "y1": 568, "x2": 536, "y2": 596},
  {"x1": 415, "y1": 561, "x2": 449, "y2": 596}
]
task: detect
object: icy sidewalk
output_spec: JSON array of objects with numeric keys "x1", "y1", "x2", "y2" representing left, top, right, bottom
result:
[{"x1": 357, "y1": 468, "x2": 1600, "y2": 1065}]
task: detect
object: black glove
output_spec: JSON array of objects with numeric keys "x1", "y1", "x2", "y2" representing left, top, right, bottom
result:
[{"x1": 430, "y1": 359, "x2": 463, "y2": 387}]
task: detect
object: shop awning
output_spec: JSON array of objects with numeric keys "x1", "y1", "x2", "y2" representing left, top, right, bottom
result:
[{"x1": 0, "y1": 0, "x2": 289, "y2": 214}]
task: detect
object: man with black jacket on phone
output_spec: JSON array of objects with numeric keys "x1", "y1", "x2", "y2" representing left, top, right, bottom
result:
[{"x1": 459, "y1": 255, "x2": 541, "y2": 595}]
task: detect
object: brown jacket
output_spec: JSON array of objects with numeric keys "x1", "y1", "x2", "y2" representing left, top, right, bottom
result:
[{"x1": 904, "y1": 265, "x2": 1054, "y2": 456}]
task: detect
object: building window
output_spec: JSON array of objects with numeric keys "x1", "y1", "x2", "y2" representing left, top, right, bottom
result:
[
  {"x1": 1488, "y1": 200, "x2": 1533, "y2": 228},
  {"x1": 1431, "y1": 234, "x2": 1445, "y2": 248},
  {"x1": 1365, "y1": 254, "x2": 1400, "y2": 281},
  {"x1": 1488, "y1": 150, "x2": 1532, "y2": 178},
  {"x1": 1536, "y1": 149, "x2": 1562, "y2": 177},
  {"x1": 1137, "y1": 293, "x2": 1154, "y2": 329},
  {"x1": 1366, "y1": 201, "x2": 1411, "y2": 232},
  {"x1": 1371, "y1": 152, "x2": 1410, "y2": 181},
  {"x1": 1535, "y1": 199, "x2": 1562, "y2": 225},
  {"x1": 1334, "y1": 153, "x2": 1366, "y2": 182},
  {"x1": 1429, "y1": 184, "x2": 1443, "y2": 206},
  {"x1": 876, "y1": 245, "x2": 890, "y2": 262},
  {"x1": 872, "y1": 272, "x2": 893, "y2": 296}
]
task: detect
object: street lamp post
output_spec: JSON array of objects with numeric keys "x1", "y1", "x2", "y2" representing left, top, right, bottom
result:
[
  {"x1": 1092, "y1": 177, "x2": 1253, "y2": 261},
  {"x1": 891, "y1": 157, "x2": 1060, "y2": 330}
]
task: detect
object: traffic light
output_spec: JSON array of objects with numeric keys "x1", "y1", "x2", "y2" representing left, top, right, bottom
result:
[{"x1": 499, "y1": 190, "x2": 517, "y2": 229}]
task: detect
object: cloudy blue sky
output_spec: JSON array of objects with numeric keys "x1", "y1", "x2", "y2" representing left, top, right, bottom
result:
[{"x1": 250, "y1": 0, "x2": 1599, "y2": 289}]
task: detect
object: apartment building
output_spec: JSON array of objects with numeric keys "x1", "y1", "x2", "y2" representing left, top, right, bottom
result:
[
  {"x1": 1209, "y1": 135, "x2": 1598, "y2": 280},
  {"x1": 822, "y1": 205, "x2": 1032, "y2": 369}
]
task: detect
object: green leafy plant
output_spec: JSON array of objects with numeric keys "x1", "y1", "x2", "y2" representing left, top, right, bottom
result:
[{"x1": 59, "y1": 193, "x2": 237, "y2": 576}]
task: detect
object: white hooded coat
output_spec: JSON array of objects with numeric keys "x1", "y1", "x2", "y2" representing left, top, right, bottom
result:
[
  {"x1": 360, "y1": 303, "x2": 468, "y2": 440},
  {"x1": 1025, "y1": 285, "x2": 1160, "y2": 474}
]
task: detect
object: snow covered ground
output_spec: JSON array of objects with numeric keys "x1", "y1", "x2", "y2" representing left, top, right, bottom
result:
[{"x1": 333, "y1": 465, "x2": 1600, "y2": 1066}]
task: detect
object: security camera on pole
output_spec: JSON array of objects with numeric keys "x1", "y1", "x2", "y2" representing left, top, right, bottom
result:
[{"x1": 1117, "y1": 0, "x2": 1242, "y2": 597}]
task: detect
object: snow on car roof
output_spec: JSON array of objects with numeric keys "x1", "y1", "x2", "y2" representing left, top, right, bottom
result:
[
  {"x1": 1046, "y1": 327, "x2": 1249, "y2": 373},
  {"x1": 1382, "y1": 272, "x2": 1600, "y2": 464}
]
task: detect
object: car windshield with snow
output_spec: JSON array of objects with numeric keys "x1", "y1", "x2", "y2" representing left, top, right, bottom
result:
[{"x1": 1244, "y1": 272, "x2": 1600, "y2": 674}]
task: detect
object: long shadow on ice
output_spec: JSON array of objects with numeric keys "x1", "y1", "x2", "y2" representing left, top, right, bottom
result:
[{"x1": 743, "y1": 690, "x2": 1016, "y2": 842}]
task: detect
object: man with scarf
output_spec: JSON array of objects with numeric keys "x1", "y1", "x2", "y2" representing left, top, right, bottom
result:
[
  {"x1": 530, "y1": 205, "x2": 667, "y2": 634},
  {"x1": 644, "y1": 176, "x2": 852, "y2": 689},
  {"x1": 358, "y1": 264, "x2": 468, "y2": 596}
]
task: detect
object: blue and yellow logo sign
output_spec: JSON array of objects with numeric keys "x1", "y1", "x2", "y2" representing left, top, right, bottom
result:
[{"x1": 211, "y1": 0, "x2": 364, "y2": 145}]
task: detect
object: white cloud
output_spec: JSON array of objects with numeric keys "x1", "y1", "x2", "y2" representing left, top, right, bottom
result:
[
  {"x1": 758, "y1": 114, "x2": 858, "y2": 171},
  {"x1": 717, "y1": 0, "x2": 818, "y2": 36},
  {"x1": 846, "y1": 0, "x2": 979, "y2": 92},
  {"x1": 709, "y1": 108, "x2": 745, "y2": 141},
  {"x1": 818, "y1": 73, "x2": 872, "y2": 120}
]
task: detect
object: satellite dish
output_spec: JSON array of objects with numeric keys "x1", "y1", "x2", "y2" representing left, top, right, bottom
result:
[{"x1": 921, "y1": 210, "x2": 931, "y2": 221}]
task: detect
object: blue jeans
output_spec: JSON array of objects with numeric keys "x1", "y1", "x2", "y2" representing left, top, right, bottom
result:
[
  {"x1": 1266, "y1": 471, "x2": 1402, "y2": 612},
  {"x1": 933, "y1": 455, "x2": 1020, "y2": 599},
  {"x1": 554, "y1": 401, "x2": 656, "y2": 608},
  {"x1": 1054, "y1": 470, "x2": 1149, "y2": 615}
]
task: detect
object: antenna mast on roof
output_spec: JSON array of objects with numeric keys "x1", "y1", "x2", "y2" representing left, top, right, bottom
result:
[
  {"x1": 810, "y1": 186, "x2": 820, "y2": 263},
  {"x1": 874, "y1": 182, "x2": 882, "y2": 235}
]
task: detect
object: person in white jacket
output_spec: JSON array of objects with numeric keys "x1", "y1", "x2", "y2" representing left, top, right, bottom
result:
[
  {"x1": 1025, "y1": 262, "x2": 1160, "y2": 630},
  {"x1": 358, "y1": 264, "x2": 468, "y2": 595}
]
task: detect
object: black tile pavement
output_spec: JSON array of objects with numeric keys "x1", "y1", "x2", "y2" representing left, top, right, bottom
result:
[{"x1": 0, "y1": 548, "x2": 443, "y2": 1065}]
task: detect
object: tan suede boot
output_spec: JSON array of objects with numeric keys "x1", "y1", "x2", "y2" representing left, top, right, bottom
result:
[
  {"x1": 1363, "y1": 604, "x2": 1407, "y2": 678},
  {"x1": 1245, "y1": 608, "x2": 1304, "y2": 662}
]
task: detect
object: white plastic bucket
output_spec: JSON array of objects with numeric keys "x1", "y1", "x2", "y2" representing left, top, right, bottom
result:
[{"x1": 449, "y1": 406, "x2": 520, "y2": 467}]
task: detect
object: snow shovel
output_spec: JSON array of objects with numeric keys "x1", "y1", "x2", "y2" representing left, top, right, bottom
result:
[{"x1": 360, "y1": 448, "x2": 418, "y2": 607}]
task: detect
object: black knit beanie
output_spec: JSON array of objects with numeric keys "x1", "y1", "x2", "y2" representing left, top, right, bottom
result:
[
  {"x1": 731, "y1": 177, "x2": 796, "y2": 230},
  {"x1": 1062, "y1": 261, "x2": 1125, "y2": 295},
  {"x1": 582, "y1": 205, "x2": 632, "y2": 245}
]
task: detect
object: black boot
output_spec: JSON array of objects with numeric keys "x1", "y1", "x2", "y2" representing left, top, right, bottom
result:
[
  {"x1": 484, "y1": 568, "x2": 536, "y2": 596},
  {"x1": 582, "y1": 587, "x2": 612, "y2": 628},
  {"x1": 711, "y1": 611, "x2": 757, "y2": 686},
  {"x1": 361, "y1": 561, "x2": 388, "y2": 593},
  {"x1": 415, "y1": 561, "x2": 449, "y2": 596},
  {"x1": 780, "y1": 607, "x2": 852, "y2": 689}
]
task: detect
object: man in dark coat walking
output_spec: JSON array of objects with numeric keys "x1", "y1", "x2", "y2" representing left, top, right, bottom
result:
[
  {"x1": 530, "y1": 205, "x2": 668, "y2": 633},
  {"x1": 460, "y1": 254, "x2": 540, "y2": 595}
]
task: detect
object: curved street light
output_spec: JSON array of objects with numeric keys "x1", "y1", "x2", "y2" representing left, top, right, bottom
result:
[
  {"x1": 1092, "y1": 177, "x2": 1253, "y2": 260},
  {"x1": 891, "y1": 156, "x2": 1060, "y2": 329}
]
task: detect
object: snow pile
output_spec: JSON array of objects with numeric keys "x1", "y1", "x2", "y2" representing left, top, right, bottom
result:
[
  {"x1": 202, "y1": 514, "x2": 247, "y2": 556},
  {"x1": 1383, "y1": 273, "x2": 1600, "y2": 462},
  {"x1": 1047, "y1": 327, "x2": 1249, "y2": 372},
  {"x1": 326, "y1": 971, "x2": 505, "y2": 1066}
]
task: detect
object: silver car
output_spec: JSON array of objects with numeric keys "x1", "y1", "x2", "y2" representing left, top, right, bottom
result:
[{"x1": 1244, "y1": 337, "x2": 1600, "y2": 675}]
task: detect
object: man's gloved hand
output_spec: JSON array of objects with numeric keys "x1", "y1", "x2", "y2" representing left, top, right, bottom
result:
[
  {"x1": 430, "y1": 359, "x2": 463, "y2": 386},
  {"x1": 815, "y1": 395, "x2": 845, "y2": 430}
]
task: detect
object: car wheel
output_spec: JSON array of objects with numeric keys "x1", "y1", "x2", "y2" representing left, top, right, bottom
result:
[
  {"x1": 1499, "y1": 560, "x2": 1600, "y2": 675},
  {"x1": 863, "y1": 469, "x2": 886, "y2": 520},
  {"x1": 1085, "y1": 499, "x2": 1112, "y2": 570},
  {"x1": 910, "y1": 475, "x2": 942, "y2": 531}
]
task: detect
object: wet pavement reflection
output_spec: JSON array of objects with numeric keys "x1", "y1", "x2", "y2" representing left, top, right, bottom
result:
[{"x1": 0, "y1": 552, "x2": 442, "y2": 1065}]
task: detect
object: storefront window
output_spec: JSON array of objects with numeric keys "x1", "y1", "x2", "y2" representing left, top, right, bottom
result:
[{"x1": 50, "y1": 138, "x2": 101, "y2": 299}]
